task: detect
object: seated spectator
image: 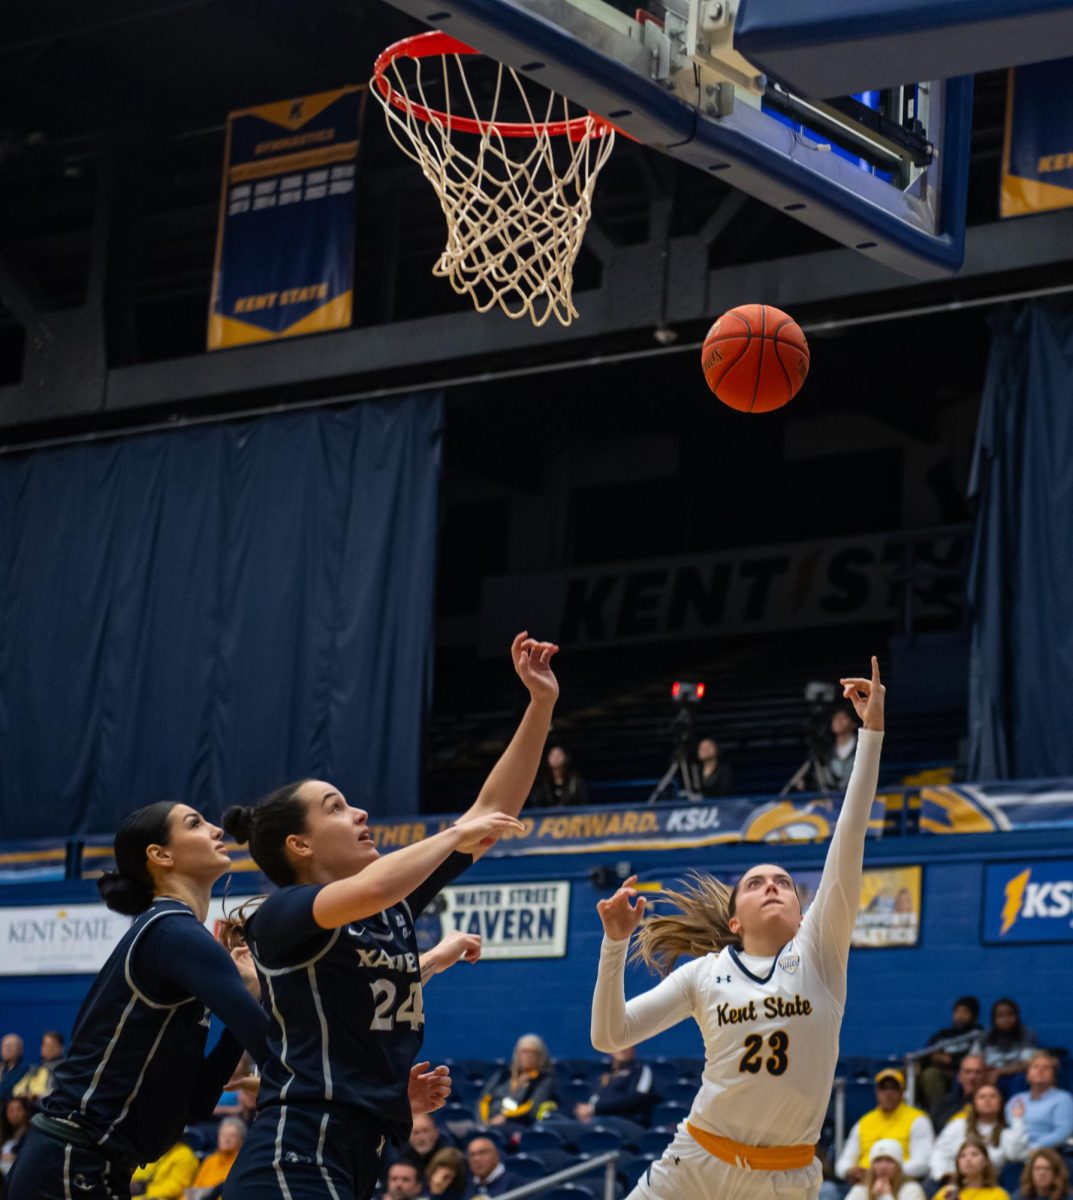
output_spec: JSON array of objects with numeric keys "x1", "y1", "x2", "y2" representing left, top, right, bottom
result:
[
  {"x1": 1005, "y1": 1053, "x2": 1073, "y2": 1150},
  {"x1": 401, "y1": 1113, "x2": 450, "y2": 1174},
  {"x1": 1019, "y1": 1149, "x2": 1070, "y2": 1200},
  {"x1": 384, "y1": 1162, "x2": 424, "y2": 1200},
  {"x1": 933, "y1": 1055, "x2": 987, "y2": 1131},
  {"x1": 981, "y1": 1001, "x2": 1037, "y2": 1093},
  {"x1": 0, "y1": 1037, "x2": 27, "y2": 1102},
  {"x1": 575, "y1": 1046, "x2": 658, "y2": 1127},
  {"x1": 817, "y1": 705, "x2": 858, "y2": 792},
  {"x1": 936, "y1": 1136, "x2": 1010, "y2": 1200},
  {"x1": 463, "y1": 1137, "x2": 521, "y2": 1200},
  {"x1": 531, "y1": 747, "x2": 588, "y2": 808},
  {"x1": 930, "y1": 1085, "x2": 1029, "y2": 1182},
  {"x1": 13, "y1": 1030, "x2": 64, "y2": 1104},
  {"x1": 918, "y1": 998, "x2": 984, "y2": 1112},
  {"x1": 0, "y1": 1097, "x2": 32, "y2": 1180},
  {"x1": 425, "y1": 1147, "x2": 468, "y2": 1200},
  {"x1": 846, "y1": 1138, "x2": 927, "y2": 1200},
  {"x1": 130, "y1": 1141, "x2": 199, "y2": 1198},
  {"x1": 185, "y1": 1118, "x2": 246, "y2": 1199},
  {"x1": 696, "y1": 739, "x2": 734, "y2": 798},
  {"x1": 836, "y1": 1068, "x2": 934, "y2": 1183},
  {"x1": 477, "y1": 1035, "x2": 558, "y2": 1125}
]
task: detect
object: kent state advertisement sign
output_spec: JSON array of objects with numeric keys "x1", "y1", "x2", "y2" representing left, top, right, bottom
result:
[{"x1": 982, "y1": 861, "x2": 1073, "y2": 944}]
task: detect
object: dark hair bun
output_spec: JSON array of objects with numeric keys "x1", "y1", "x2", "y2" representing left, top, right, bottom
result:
[
  {"x1": 97, "y1": 869, "x2": 155, "y2": 916},
  {"x1": 222, "y1": 805, "x2": 255, "y2": 845}
]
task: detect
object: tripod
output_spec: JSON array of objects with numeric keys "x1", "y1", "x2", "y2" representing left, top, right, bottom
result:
[
  {"x1": 647, "y1": 709, "x2": 701, "y2": 804},
  {"x1": 779, "y1": 752, "x2": 833, "y2": 796}
]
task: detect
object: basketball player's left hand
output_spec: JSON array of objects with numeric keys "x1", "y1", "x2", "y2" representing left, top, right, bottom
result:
[
  {"x1": 512, "y1": 631, "x2": 560, "y2": 707},
  {"x1": 409, "y1": 1062, "x2": 452, "y2": 1114},
  {"x1": 431, "y1": 931, "x2": 483, "y2": 973},
  {"x1": 839, "y1": 656, "x2": 885, "y2": 731}
]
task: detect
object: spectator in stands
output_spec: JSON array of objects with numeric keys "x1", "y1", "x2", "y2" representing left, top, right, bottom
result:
[
  {"x1": 13, "y1": 1031, "x2": 65, "y2": 1103},
  {"x1": 935, "y1": 1136, "x2": 1010, "y2": 1200},
  {"x1": 463, "y1": 1137, "x2": 521, "y2": 1200},
  {"x1": 531, "y1": 747, "x2": 589, "y2": 808},
  {"x1": 933, "y1": 1055, "x2": 988, "y2": 1131},
  {"x1": 384, "y1": 1162, "x2": 425, "y2": 1200},
  {"x1": 477, "y1": 1035, "x2": 558, "y2": 1125},
  {"x1": 845, "y1": 1138, "x2": 926, "y2": 1200},
  {"x1": 425, "y1": 1147, "x2": 468, "y2": 1200},
  {"x1": 1018, "y1": 1149, "x2": 1070, "y2": 1200},
  {"x1": 130, "y1": 1140, "x2": 199, "y2": 1198},
  {"x1": 918, "y1": 998, "x2": 984, "y2": 1112},
  {"x1": 1005, "y1": 1053, "x2": 1073, "y2": 1150},
  {"x1": 185, "y1": 1118, "x2": 246, "y2": 1199},
  {"x1": 820, "y1": 704, "x2": 859, "y2": 791},
  {"x1": 574, "y1": 1046, "x2": 658, "y2": 1126},
  {"x1": 930, "y1": 1084, "x2": 1029, "y2": 1183},
  {"x1": 696, "y1": 739, "x2": 734, "y2": 798},
  {"x1": 836, "y1": 1068, "x2": 934, "y2": 1183},
  {"x1": 0, "y1": 1037, "x2": 27, "y2": 1102},
  {"x1": 401, "y1": 1113, "x2": 450, "y2": 1174},
  {"x1": 0, "y1": 1098, "x2": 31, "y2": 1181},
  {"x1": 981, "y1": 1001, "x2": 1037, "y2": 1093}
]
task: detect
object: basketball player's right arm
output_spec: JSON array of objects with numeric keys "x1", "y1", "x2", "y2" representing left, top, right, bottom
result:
[
  {"x1": 312, "y1": 811, "x2": 524, "y2": 928},
  {"x1": 801, "y1": 658, "x2": 885, "y2": 992},
  {"x1": 590, "y1": 878, "x2": 694, "y2": 1053}
]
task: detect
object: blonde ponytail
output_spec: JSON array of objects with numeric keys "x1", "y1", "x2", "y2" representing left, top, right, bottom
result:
[{"x1": 631, "y1": 871, "x2": 740, "y2": 977}]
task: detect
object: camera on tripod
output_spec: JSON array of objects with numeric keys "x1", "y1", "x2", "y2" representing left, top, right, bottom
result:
[
  {"x1": 780, "y1": 680, "x2": 838, "y2": 795},
  {"x1": 647, "y1": 680, "x2": 707, "y2": 804}
]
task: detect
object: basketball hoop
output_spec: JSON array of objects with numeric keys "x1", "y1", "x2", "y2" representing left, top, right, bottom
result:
[{"x1": 371, "y1": 32, "x2": 616, "y2": 327}]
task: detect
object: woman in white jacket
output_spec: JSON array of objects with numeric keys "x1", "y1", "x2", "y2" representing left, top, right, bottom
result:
[
  {"x1": 930, "y1": 1084, "x2": 1029, "y2": 1183},
  {"x1": 848, "y1": 1139, "x2": 927, "y2": 1200}
]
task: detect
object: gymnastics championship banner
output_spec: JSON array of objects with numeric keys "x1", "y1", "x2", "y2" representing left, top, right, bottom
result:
[
  {"x1": 416, "y1": 880, "x2": 571, "y2": 960},
  {"x1": 982, "y1": 860, "x2": 1073, "y2": 945},
  {"x1": 208, "y1": 85, "x2": 365, "y2": 349},
  {"x1": 1001, "y1": 59, "x2": 1073, "y2": 218}
]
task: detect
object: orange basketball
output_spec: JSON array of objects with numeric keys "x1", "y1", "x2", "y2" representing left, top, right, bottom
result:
[{"x1": 701, "y1": 304, "x2": 810, "y2": 412}]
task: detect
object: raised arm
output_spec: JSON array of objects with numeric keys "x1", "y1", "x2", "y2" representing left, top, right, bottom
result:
[
  {"x1": 457, "y1": 633, "x2": 560, "y2": 827},
  {"x1": 420, "y1": 931, "x2": 482, "y2": 984},
  {"x1": 591, "y1": 878, "x2": 694, "y2": 1054},
  {"x1": 313, "y1": 811, "x2": 523, "y2": 928},
  {"x1": 799, "y1": 657, "x2": 885, "y2": 995}
]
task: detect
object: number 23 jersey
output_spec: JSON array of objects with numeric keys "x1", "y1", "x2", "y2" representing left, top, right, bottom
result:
[
  {"x1": 675, "y1": 927, "x2": 841, "y2": 1148},
  {"x1": 245, "y1": 853, "x2": 470, "y2": 1141}
]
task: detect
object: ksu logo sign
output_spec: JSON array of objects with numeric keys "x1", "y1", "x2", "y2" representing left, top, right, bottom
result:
[{"x1": 984, "y1": 861, "x2": 1073, "y2": 944}]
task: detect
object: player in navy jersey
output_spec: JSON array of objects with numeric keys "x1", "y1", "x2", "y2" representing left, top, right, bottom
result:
[
  {"x1": 220, "y1": 632, "x2": 560, "y2": 1200},
  {"x1": 8, "y1": 801, "x2": 271, "y2": 1200}
]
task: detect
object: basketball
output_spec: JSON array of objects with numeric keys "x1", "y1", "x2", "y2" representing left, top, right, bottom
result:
[{"x1": 701, "y1": 304, "x2": 810, "y2": 413}]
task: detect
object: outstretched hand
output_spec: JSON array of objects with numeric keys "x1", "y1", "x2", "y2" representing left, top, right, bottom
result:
[
  {"x1": 596, "y1": 875, "x2": 647, "y2": 942},
  {"x1": 453, "y1": 810, "x2": 526, "y2": 855},
  {"x1": 512, "y1": 631, "x2": 560, "y2": 707},
  {"x1": 408, "y1": 1062, "x2": 452, "y2": 1115},
  {"x1": 839, "y1": 656, "x2": 886, "y2": 731}
]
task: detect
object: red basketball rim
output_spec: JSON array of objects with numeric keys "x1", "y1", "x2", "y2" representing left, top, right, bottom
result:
[{"x1": 373, "y1": 31, "x2": 615, "y2": 142}]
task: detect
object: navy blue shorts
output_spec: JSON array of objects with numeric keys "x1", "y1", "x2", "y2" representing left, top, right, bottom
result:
[
  {"x1": 222, "y1": 1103, "x2": 385, "y2": 1200},
  {"x1": 7, "y1": 1128, "x2": 132, "y2": 1200}
]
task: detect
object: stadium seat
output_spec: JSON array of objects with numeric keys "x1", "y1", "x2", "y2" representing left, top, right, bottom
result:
[
  {"x1": 650, "y1": 1102, "x2": 688, "y2": 1129},
  {"x1": 586, "y1": 1116, "x2": 644, "y2": 1144},
  {"x1": 510, "y1": 1154, "x2": 549, "y2": 1180},
  {"x1": 618, "y1": 1155, "x2": 657, "y2": 1188},
  {"x1": 577, "y1": 1128, "x2": 624, "y2": 1155},
  {"x1": 561, "y1": 1081, "x2": 595, "y2": 1109},
  {"x1": 660, "y1": 1082, "x2": 697, "y2": 1106},
  {"x1": 636, "y1": 1130, "x2": 671, "y2": 1158},
  {"x1": 517, "y1": 1127, "x2": 565, "y2": 1156},
  {"x1": 544, "y1": 1187, "x2": 598, "y2": 1200}
]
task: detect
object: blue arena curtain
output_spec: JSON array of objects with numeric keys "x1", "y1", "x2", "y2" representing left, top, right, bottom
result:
[
  {"x1": 0, "y1": 393, "x2": 443, "y2": 836},
  {"x1": 967, "y1": 303, "x2": 1073, "y2": 779}
]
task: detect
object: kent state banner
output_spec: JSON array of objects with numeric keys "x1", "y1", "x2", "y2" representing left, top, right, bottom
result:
[
  {"x1": 1001, "y1": 58, "x2": 1073, "y2": 218},
  {"x1": 983, "y1": 860, "x2": 1073, "y2": 945},
  {"x1": 208, "y1": 85, "x2": 365, "y2": 349}
]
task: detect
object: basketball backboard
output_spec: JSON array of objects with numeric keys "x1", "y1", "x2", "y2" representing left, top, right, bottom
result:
[{"x1": 376, "y1": 0, "x2": 976, "y2": 277}]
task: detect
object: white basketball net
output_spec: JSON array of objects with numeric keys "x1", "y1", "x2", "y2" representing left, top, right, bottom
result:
[{"x1": 372, "y1": 37, "x2": 616, "y2": 328}]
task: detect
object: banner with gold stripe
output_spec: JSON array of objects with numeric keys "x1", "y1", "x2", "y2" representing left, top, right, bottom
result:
[
  {"x1": 208, "y1": 85, "x2": 366, "y2": 350},
  {"x1": 1001, "y1": 59, "x2": 1073, "y2": 218}
]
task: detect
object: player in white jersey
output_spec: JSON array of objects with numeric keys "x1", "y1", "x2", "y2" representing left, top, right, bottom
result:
[{"x1": 591, "y1": 658, "x2": 886, "y2": 1200}]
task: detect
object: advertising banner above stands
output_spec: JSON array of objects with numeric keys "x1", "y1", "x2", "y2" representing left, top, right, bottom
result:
[
  {"x1": 982, "y1": 860, "x2": 1073, "y2": 944},
  {"x1": 478, "y1": 527, "x2": 968, "y2": 653},
  {"x1": 420, "y1": 880, "x2": 571, "y2": 959},
  {"x1": 0, "y1": 779, "x2": 1066, "y2": 885}
]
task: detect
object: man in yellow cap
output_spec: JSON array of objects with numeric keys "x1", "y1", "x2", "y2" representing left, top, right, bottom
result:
[{"x1": 835, "y1": 1068, "x2": 935, "y2": 1183}]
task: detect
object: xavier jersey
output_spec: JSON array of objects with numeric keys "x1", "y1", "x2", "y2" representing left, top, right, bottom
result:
[
  {"x1": 43, "y1": 900, "x2": 269, "y2": 1165},
  {"x1": 592, "y1": 730, "x2": 885, "y2": 1152},
  {"x1": 246, "y1": 852, "x2": 472, "y2": 1142}
]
